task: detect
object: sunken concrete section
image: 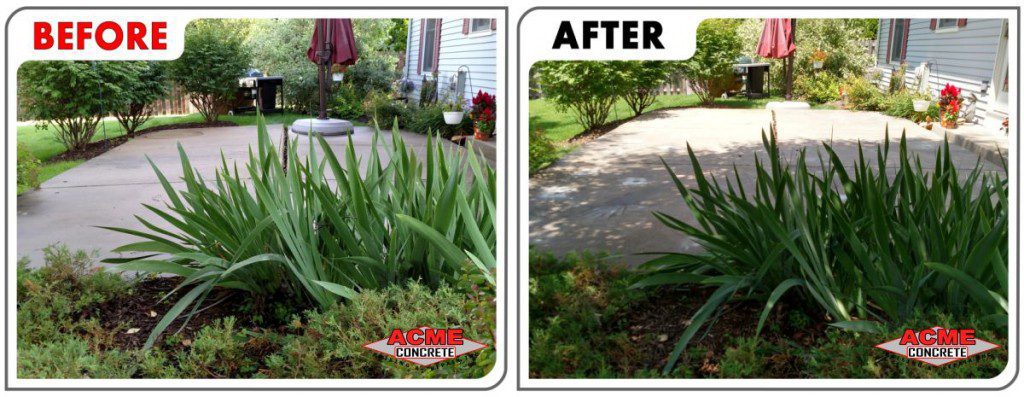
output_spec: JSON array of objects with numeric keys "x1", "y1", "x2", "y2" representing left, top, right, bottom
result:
[
  {"x1": 16, "y1": 124, "x2": 478, "y2": 268},
  {"x1": 529, "y1": 108, "x2": 1005, "y2": 266}
]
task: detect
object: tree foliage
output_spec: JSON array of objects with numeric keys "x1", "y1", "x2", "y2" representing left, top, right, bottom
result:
[
  {"x1": 170, "y1": 20, "x2": 251, "y2": 123},
  {"x1": 18, "y1": 61, "x2": 130, "y2": 151},
  {"x1": 676, "y1": 19, "x2": 743, "y2": 105},
  {"x1": 112, "y1": 62, "x2": 167, "y2": 136},
  {"x1": 614, "y1": 61, "x2": 672, "y2": 116},
  {"x1": 533, "y1": 61, "x2": 627, "y2": 132}
]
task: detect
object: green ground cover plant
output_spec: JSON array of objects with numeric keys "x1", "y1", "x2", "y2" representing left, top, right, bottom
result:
[
  {"x1": 529, "y1": 252, "x2": 1008, "y2": 379},
  {"x1": 104, "y1": 115, "x2": 496, "y2": 349},
  {"x1": 635, "y1": 122, "x2": 1007, "y2": 373},
  {"x1": 17, "y1": 245, "x2": 494, "y2": 379}
]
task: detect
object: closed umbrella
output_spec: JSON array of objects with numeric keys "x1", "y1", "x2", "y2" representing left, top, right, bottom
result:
[
  {"x1": 291, "y1": 19, "x2": 359, "y2": 136},
  {"x1": 756, "y1": 18, "x2": 797, "y2": 100},
  {"x1": 307, "y1": 18, "x2": 358, "y2": 120}
]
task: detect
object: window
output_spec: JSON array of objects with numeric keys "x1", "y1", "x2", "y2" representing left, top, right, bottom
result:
[
  {"x1": 888, "y1": 19, "x2": 908, "y2": 63},
  {"x1": 936, "y1": 19, "x2": 959, "y2": 29},
  {"x1": 420, "y1": 19, "x2": 440, "y2": 73},
  {"x1": 469, "y1": 19, "x2": 491, "y2": 33}
]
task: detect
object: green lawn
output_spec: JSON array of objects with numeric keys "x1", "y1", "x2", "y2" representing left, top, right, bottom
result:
[{"x1": 18, "y1": 111, "x2": 335, "y2": 192}]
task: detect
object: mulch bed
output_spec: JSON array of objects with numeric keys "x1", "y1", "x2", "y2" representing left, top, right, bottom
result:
[
  {"x1": 622, "y1": 286, "x2": 825, "y2": 377},
  {"x1": 76, "y1": 276, "x2": 292, "y2": 351},
  {"x1": 49, "y1": 121, "x2": 237, "y2": 163}
]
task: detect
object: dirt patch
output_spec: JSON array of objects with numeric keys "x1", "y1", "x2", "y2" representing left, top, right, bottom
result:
[
  {"x1": 76, "y1": 276, "x2": 293, "y2": 351},
  {"x1": 49, "y1": 121, "x2": 237, "y2": 163},
  {"x1": 622, "y1": 286, "x2": 825, "y2": 377}
]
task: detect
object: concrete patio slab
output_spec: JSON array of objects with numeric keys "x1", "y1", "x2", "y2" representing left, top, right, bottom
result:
[
  {"x1": 16, "y1": 124, "x2": 477, "y2": 267},
  {"x1": 529, "y1": 108, "x2": 1005, "y2": 266}
]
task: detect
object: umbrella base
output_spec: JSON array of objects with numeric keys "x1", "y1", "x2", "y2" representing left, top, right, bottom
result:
[
  {"x1": 765, "y1": 101, "x2": 810, "y2": 110},
  {"x1": 290, "y1": 118, "x2": 354, "y2": 136}
]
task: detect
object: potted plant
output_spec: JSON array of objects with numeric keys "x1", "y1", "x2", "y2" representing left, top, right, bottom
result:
[
  {"x1": 938, "y1": 83, "x2": 962, "y2": 129},
  {"x1": 470, "y1": 90, "x2": 496, "y2": 140},
  {"x1": 810, "y1": 49, "x2": 827, "y2": 69},
  {"x1": 912, "y1": 98, "x2": 930, "y2": 112},
  {"x1": 442, "y1": 92, "x2": 465, "y2": 125}
]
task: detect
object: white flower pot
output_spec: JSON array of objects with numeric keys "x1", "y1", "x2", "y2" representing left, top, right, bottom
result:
[
  {"x1": 443, "y1": 111, "x2": 464, "y2": 125},
  {"x1": 812, "y1": 61, "x2": 824, "y2": 69},
  {"x1": 912, "y1": 99, "x2": 930, "y2": 112},
  {"x1": 332, "y1": 72, "x2": 344, "y2": 82}
]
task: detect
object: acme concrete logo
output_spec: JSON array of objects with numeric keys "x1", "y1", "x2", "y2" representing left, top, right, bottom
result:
[
  {"x1": 875, "y1": 326, "x2": 1000, "y2": 366},
  {"x1": 363, "y1": 327, "x2": 488, "y2": 366}
]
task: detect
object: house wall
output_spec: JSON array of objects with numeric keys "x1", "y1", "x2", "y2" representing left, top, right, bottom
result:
[
  {"x1": 405, "y1": 18, "x2": 498, "y2": 106},
  {"x1": 875, "y1": 18, "x2": 1006, "y2": 127}
]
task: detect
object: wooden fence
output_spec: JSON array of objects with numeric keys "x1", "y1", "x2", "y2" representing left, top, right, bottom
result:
[
  {"x1": 654, "y1": 76, "x2": 694, "y2": 96},
  {"x1": 149, "y1": 85, "x2": 197, "y2": 116}
]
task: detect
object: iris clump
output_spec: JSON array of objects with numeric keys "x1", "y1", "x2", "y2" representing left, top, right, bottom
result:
[
  {"x1": 105, "y1": 116, "x2": 496, "y2": 349},
  {"x1": 636, "y1": 123, "x2": 1007, "y2": 374}
]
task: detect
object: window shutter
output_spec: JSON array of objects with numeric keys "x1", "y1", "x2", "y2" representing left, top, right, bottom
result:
[
  {"x1": 957, "y1": 19, "x2": 967, "y2": 27},
  {"x1": 462, "y1": 19, "x2": 470, "y2": 34},
  {"x1": 417, "y1": 19, "x2": 425, "y2": 73},
  {"x1": 491, "y1": 18, "x2": 497, "y2": 30},
  {"x1": 885, "y1": 19, "x2": 894, "y2": 62},
  {"x1": 929, "y1": 19, "x2": 937, "y2": 30},
  {"x1": 900, "y1": 19, "x2": 910, "y2": 62},
  {"x1": 432, "y1": 19, "x2": 442, "y2": 73}
]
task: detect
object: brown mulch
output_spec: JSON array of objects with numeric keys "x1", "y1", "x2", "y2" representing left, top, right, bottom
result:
[
  {"x1": 50, "y1": 121, "x2": 237, "y2": 163},
  {"x1": 75, "y1": 276, "x2": 293, "y2": 351},
  {"x1": 622, "y1": 286, "x2": 826, "y2": 377}
]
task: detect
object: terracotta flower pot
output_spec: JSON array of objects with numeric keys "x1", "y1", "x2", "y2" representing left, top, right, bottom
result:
[
  {"x1": 474, "y1": 124, "x2": 491, "y2": 140},
  {"x1": 940, "y1": 115, "x2": 957, "y2": 129}
]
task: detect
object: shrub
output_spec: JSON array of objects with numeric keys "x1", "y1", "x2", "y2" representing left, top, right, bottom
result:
[
  {"x1": 794, "y1": 72, "x2": 841, "y2": 104},
  {"x1": 17, "y1": 142, "x2": 41, "y2": 192},
  {"x1": 419, "y1": 73, "x2": 439, "y2": 104},
  {"x1": 676, "y1": 19, "x2": 742, "y2": 105},
  {"x1": 636, "y1": 123, "x2": 1007, "y2": 374},
  {"x1": 406, "y1": 103, "x2": 472, "y2": 138},
  {"x1": 616, "y1": 61, "x2": 672, "y2": 116},
  {"x1": 528, "y1": 129, "x2": 557, "y2": 175},
  {"x1": 104, "y1": 116, "x2": 496, "y2": 349},
  {"x1": 843, "y1": 75, "x2": 886, "y2": 111},
  {"x1": 112, "y1": 62, "x2": 168, "y2": 137},
  {"x1": 170, "y1": 20, "x2": 251, "y2": 123},
  {"x1": 17, "y1": 61, "x2": 129, "y2": 151},
  {"x1": 470, "y1": 90, "x2": 497, "y2": 135},
  {"x1": 362, "y1": 90, "x2": 410, "y2": 126},
  {"x1": 882, "y1": 91, "x2": 939, "y2": 121},
  {"x1": 345, "y1": 56, "x2": 401, "y2": 97},
  {"x1": 331, "y1": 83, "x2": 364, "y2": 120},
  {"x1": 532, "y1": 61, "x2": 626, "y2": 132}
]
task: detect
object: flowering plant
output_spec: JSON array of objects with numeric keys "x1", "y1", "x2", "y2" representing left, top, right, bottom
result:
[
  {"x1": 470, "y1": 90, "x2": 497, "y2": 134},
  {"x1": 938, "y1": 83, "x2": 962, "y2": 126},
  {"x1": 810, "y1": 49, "x2": 827, "y2": 62}
]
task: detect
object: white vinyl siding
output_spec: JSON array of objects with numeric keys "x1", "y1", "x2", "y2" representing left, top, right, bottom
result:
[
  {"x1": 875, "y1": 18, "x2": 1006, "y2": 127},
  {"x1": 404, "y1": 18, "x2": 497, "y2": 105}
]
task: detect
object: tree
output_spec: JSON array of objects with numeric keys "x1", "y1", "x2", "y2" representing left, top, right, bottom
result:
[
  {"x1": 533, "y1": 61, "x2": 627, "y2": 133},
  {"x1": 170, "y1": 20, "x2": 250, "y2": 123},
  {"x1": 112, "y1": 62, "x2": 167, "y2": 137},
  {"x1": 676, "y1": 19, "x2": 743, "y2": 105},
  {"x1": 246, "y1": 19, "x2": 317, "y2": 113},
  {"x1": 18, "y1": 61, "x2": 128, "y2": 151},
  {"x1": 615, "y1": 61, "x2": 672, "y2": 116}
]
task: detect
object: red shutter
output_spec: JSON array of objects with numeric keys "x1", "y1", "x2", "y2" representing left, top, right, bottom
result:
[
  {"x1": 929, "y1": 19, "x2": 937, "y2": 30},
  {"x1": 957, "y1": 19, "x2": 967, "y2": 27},
  {"x1": 432, "y1": 19, "x2": 441, "y2": 74},
  {"x1": 417, "y1": 19, "x2": 425, "y2": 73},
  {"x1": 885, "y1": 19, "x2": 894, "y2": 62},
  {"x1": 900, "y1": 19, "x2": 910, "y2": 62},
  {"x1": 491, "y1": 18, "x2": 497, "y2": 30},
  {"x1": 462, "y1": 19, "x2": 470, "y2": 34}
]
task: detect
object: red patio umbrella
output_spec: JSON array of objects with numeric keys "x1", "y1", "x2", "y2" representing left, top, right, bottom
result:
[
  {"x1": 307, "y1": 19, "x2": 358, "y2": 119},
  {"x1": 756, "y1": 18, "x2": 797, "y2": 100}
]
